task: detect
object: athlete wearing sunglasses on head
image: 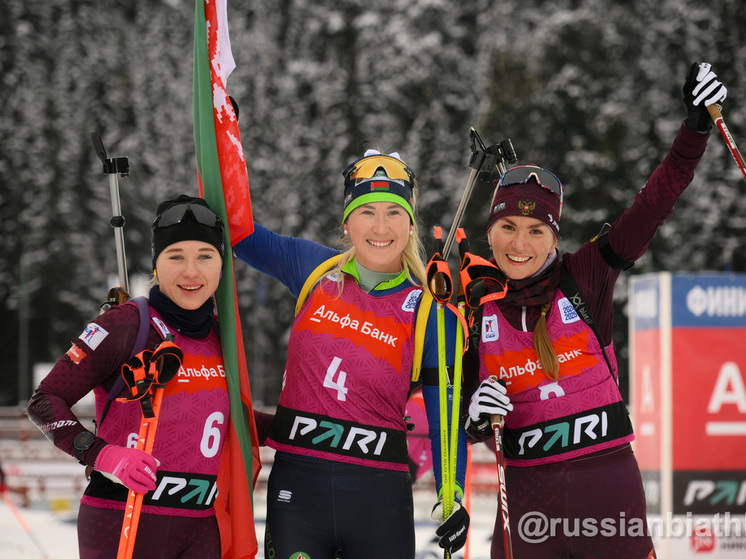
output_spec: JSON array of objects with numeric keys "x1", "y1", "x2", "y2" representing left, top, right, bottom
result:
[
  {"x1": 233, "y1": 149, "x2": 469, "y2": 558},
  {"x1": 465, "y1": 62, "x2": 728, "y2": 559},
  {"x1": 27, "y1": 195, "x2": 252, "y2": 558}
]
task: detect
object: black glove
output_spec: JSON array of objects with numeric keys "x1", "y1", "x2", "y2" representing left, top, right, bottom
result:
[
  {"x1": 683, "y1": 62, "x2": 727, "y2": 133},
  {"x1": 465, "y1": 413, "x2": 494, "y2": 440},
  {"x1": 432, "y1": 500, "x2": 470, "y2": 552}
]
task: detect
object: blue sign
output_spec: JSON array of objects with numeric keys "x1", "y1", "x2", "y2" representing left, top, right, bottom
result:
[
  {"x1": 671, "y1": 274, "x2": 746, "y2": 327},
  {"x1": 631, "y1": 275, "x2": 662, "y2": 331}
]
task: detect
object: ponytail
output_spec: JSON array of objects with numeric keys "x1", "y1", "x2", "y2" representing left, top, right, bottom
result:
[{"x1": 533, "y1": 302, "x2": 560, "y2": 381}]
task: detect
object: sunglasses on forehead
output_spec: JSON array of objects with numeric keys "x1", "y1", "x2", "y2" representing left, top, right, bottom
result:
[
  {"x1": 152, "y1": 203, "x2": 223, "y2": 230},
  {"x1": 343, "y1": 155, "x2": 416, "y2": 187},
  {"x1": 498, "y1": 165, "x2": 564, "y2": 216}
]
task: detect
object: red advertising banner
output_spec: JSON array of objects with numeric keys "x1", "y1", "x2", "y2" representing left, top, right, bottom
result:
[
  {"x1": 672, "y1": 328, "x2": 746, "y2": 471},
  {"x1": 632, "y1": 328, "x2": 662, "y2": 471},
  {"x1": 631, "y1": 272, "x2": 746, "y2": 551}
]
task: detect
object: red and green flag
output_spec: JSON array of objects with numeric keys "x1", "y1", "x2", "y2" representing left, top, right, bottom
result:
[{"x1": 193, "y1": 1, "x2": 260, "y2": 557}]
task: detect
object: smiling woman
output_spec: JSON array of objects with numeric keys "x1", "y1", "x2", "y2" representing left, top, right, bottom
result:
[
  {"x1": 232, "y1": 149, "x2": 471, "y2": 558},
  {"x1": 26, "y1": 195, "x2": 234, "y2": 559},
  {"x1": 155, "y1": 241, "x2": 222, "y2": 309},
  {"x1": 464, "y1": 61, "x2": 729, "y2": 559},
  {"x1": 344, "y1": 202, "x2": 413, "y2": 274},
  {"x1": 487, "y1": 215, "x2": 558, "y2": 281}
]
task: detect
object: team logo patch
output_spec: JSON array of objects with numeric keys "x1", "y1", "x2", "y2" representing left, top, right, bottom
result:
[
  {"x1": 66, "y1": 343, "x2": 86, "y2": 365},
  {"x1": 482, "y1": 314, "x2": 499, "y2": 342},
  {"x1": 151, "y1": 316, "x2": 172, "y2": 339},
  {"x1": 290, "y1": 553, "x2": 312, "y2": 559},
  {"x1": 401, "y1": 289, "x2": 422, "y2": 312},
  {"x1": 518, "y1": 199, "x2": 536, "y2": 215},
  {"x1": 558, "y1": 297, "x2": 580, "y2": 324},
  {"x1": 79, "y1": 323, "x2": 108, "y2": 350}
]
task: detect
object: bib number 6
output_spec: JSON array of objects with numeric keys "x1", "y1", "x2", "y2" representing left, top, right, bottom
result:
[{"x1": 200, "y1": 411, "x2": 225, "y2": 458}]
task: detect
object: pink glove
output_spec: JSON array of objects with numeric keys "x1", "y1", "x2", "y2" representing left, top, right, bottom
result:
[{"x1": 95, "y1": 445, "x2": 159, "y2": 494}]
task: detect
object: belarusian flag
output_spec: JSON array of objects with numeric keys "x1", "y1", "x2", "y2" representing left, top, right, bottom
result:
[
  {"x1": 194, "y1": 0, "x2": 253, "y2": 246},
  {"x1": 193, "y1": 1, "x2": 260, "y2": 558}
]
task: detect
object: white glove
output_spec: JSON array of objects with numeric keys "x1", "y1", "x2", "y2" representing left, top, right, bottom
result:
[
  {"x1": 683, "y1": 62, "x2": 727, "y2": 133},
  {"x1": 690, "y1": 62, "x2": 727, "y2": 107},
  {"x1": 469, "y1": 377, "x2": 512, "y2": 422}
]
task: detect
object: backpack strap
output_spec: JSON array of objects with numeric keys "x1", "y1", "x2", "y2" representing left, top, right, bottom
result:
[
  {"x1": 130, "y1": 297, "x2": 153, "y2": 356},
  {"x1": 97, "y1": 296, "x2": 152, "y2": 430},
  {"x1": 410, "y1": 291, "x2": 433, "y2": 383},
  {"x1": 295, "y1": 254, "x2": 344, "y2": 316},
  {"x1": 558, "y1": 263, "x2": 616, "y2": 379},
  {"x1": 460, "y1": 297, "x2": 484, "y2": 419}
]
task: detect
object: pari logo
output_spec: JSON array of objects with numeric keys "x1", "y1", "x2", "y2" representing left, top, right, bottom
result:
[
  {"x1": 687, "y1": 285, "x2": 746, "y2": 318},
  {"x1": 683, "y1": 479, "x2": 746, "y2": 508}
]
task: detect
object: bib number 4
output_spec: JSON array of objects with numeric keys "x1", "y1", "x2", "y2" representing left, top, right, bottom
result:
[{"x1": 324, "y1": 357, "x2": 349, "y2": 401}]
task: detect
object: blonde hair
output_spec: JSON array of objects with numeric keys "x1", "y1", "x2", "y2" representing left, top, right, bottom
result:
[
  {"x1": 533, "y1": 301, "x2": 560, "y2": 381},
  {"x1": 331, "y1": 182, "x2": 427, "y2": 291}
]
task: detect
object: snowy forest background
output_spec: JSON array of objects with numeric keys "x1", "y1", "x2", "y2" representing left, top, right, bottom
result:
[{"x1": 2, "y1": 0, "x2": 745, "y2": 407}]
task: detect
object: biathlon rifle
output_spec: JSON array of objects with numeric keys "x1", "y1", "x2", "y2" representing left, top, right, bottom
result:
[
  {"x1": 441, "y1": 129, "x2": 517, "y2": 260},
  {"x1": 91, "y1": 131, "x2": 131, "y2": 306}
]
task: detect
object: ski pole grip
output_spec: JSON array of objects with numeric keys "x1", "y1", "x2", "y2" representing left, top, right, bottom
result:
[
  {"x1": 707, "y1": 104, "x2": 723, "y2": 122},
  {"x1": 488, "y1": 375, "x2": 507, "y2": 428}
]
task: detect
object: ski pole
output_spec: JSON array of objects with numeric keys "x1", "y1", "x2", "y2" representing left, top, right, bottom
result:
[
  {"x1": 431, "y1": 228, "x2": 454, "y2": 514},
  {"x1": 442, "y1": 129, "x2": 517, "y2": 260},
  {"x1": 447, "y1": 229, "x2": 469, "y2": 558},
  {"x1": 1, "y1": 489, "x2": 49, "y2": 558},
  {"x1": 450, "y1": 230, "x2": 471, "y2": 508},
  {"x1": 116, "y1": 339, "x2": 183, "y2": 559},
  {"x1": 427, "y1": 226, "x2": 455, "y2": 559},
  {"x1": 707, "y1": 104, "x2": 746, "y2": 184},
  {"x1": 463, "y1": 442, "x2": 472, "y2": 559},
  {"x1": 91, "y1": 131, "x2": 131, "y2": 301},
  {"x1": 455, "y1": 231, "x2": 511, "y2": 557},
  {"x1": 426, "y1": 227, "x2": 469, "y2": 559},
  {"x1": 117, "y1": 387, "x2": 164, "y2": 559},
  {"x1": 489, "y1": 377, "x2": 513, "y2": 559}
]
